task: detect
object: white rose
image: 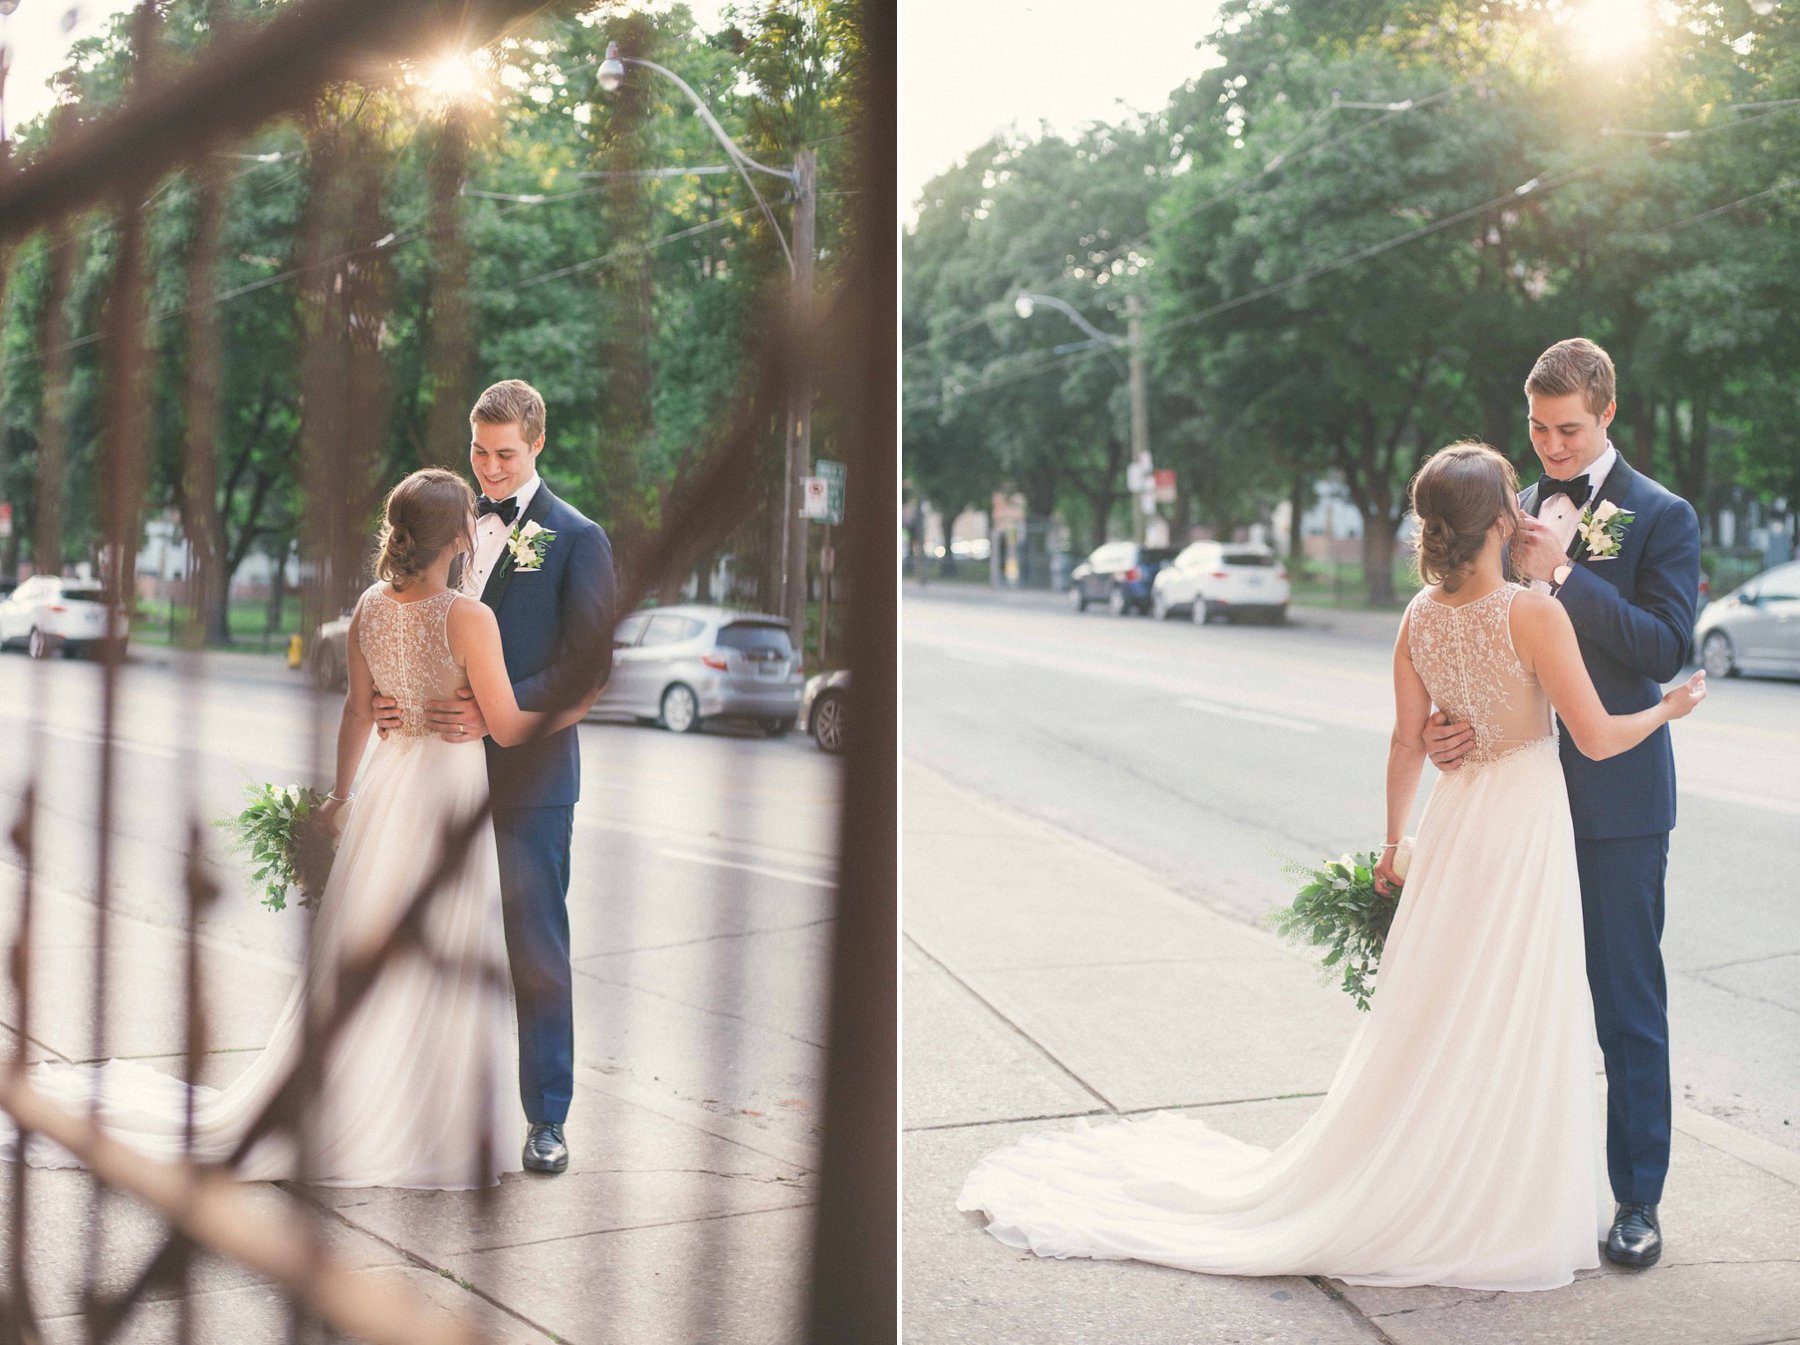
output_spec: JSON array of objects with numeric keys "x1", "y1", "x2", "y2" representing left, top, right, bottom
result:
[
  {"x1": 1393, "y1": 836, "x2": 1415, "y2": 881},
  {"x1": 1592, "y1": 500, "x2": 1619, "y2": 523},
  {"x1": 519, "y1": 520, "x2": 544, "y2": 540}
]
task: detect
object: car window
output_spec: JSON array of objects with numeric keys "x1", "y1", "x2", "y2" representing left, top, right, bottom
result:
[
  {"x1": 641, "y1": 614, "x2": 706, "y2": 647},
  {"x1": 612, "y1": 612, "x2": 650, "y2": 647},
  {"x1": 717, "y1": 622, "x2": 794, "y2": 656},
  {"x1": 1140, "y1": 548, "x2": 1180, "y2": 565},
  {"x1": 1758, "y1": 566, "x2": 1800, "y2": 603},
  {"x1": 1221, "y1": 551, "x2": 1276, "y2": 568},
  {"x1": 60, "y1": 583, "x2": 105, "y2": 601}
]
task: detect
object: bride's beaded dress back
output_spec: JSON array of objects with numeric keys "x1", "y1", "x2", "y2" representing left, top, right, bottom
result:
[
  {"x1": 1407, "y1": 584, "x2": 1554, "y2": 766},
  {"x1": 357, "y1": 586, "x2": 468, "y2": 736}
]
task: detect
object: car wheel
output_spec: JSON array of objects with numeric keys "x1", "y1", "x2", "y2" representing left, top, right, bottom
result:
[
  {"x1": 1069, "y1": 585, "x2": 1087, "y2": 613},
  {"x1": 312, "y1": 645, "x2": 343, "y2": 691},
  {"x1": 1108, "y1": 587, "x2": 1128, "y2": 617},
  {"x1": 1152, "y1": 593, "x2": 1171, "y2": 621},
  {"x1": 1270, "y1": 604, "x2": 1288, "y2": 625},
  {"x1": 762, "y1": 717, "x2": 794, "y2": 737},
  {"x1": 811, "y1": 690, "x2": 846, "y2": 754},
  {"x1": 1192, "y1": 601, "x2": 1215, "y2": 626},
  {"x1": 660, "y1": 683, "x2": 701, "y2": 733},
  {"x1": 27, "y1": 627, "x2": 50, "y2": 660},
  {"x1": 1700, "y1": 630, "x2": 1737, "y2": 679}
]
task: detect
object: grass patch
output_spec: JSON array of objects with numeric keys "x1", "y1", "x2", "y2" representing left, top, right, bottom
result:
[{"x1": 130, "y1": 597, "x2": 308, "y2": 651}]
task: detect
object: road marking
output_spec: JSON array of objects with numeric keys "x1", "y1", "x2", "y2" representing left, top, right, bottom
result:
[
  {"x1": 1683, "y1": 783, "x2": 1800, "y2": 819},
  {"x1": 940, "y1": 650, "x2": 1011, "y2": 668},
  {"x1": 43, "y1": 725, "x2": 180, "y2": 761},
  {"x1": 656, "y1": 848, "x2": 837, "y2": 889},
  {"x1": 1177, "y1": 699, "x2": 1322, "y2": 732}
]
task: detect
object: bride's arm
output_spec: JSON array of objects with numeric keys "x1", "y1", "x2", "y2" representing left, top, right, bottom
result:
[
  {"x1": 319, "y1": 602, "x2": 377, "y2": 828},
  {"x1": 449, "y1": 598, "x2": 599, "y2": 748},
  {"x1": 1375, "y1": 610, "x2": 1431, "y2": 894},
  {"x1": 1512, "y1": 589, "x2": 1705, "y2": 761}
]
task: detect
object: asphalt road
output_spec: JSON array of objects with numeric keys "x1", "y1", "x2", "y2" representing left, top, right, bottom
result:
[
  {"x1": 903, "y1": 583, "x2": 1800, "y2": 1155},
  {"x1": 0, "y1": 645, "x2": 845, "y2": 1145}
]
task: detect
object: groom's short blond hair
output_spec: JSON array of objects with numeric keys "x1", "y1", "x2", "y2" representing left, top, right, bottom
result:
[
  {"x1": 470, "y1": 379, "x2": 546, "y2": 445},
  {"x1": 1525, "y1": 338, "x2": 1616, "y2": 419}
]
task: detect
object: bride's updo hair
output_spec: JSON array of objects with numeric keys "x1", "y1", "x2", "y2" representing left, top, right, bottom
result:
[
  {"x1": 1408, "y1": 441, "x2": 1521, "y2": 594},
  {"x1": 375, "y1": 467, "x2": 476, "y2": 591}
]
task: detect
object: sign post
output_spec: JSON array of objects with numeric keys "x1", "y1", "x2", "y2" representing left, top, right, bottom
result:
[{"x1": 811, "y1": 459, "x2": 847, "y2": 667}]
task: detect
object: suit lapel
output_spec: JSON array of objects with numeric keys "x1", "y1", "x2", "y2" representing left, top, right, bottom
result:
[
  {"x1": 1570, "y1": 455, "x2": 1636, "y2": 571},
  {"x1": 481, "y1": 482, "x2": 558, "y2": 614}
]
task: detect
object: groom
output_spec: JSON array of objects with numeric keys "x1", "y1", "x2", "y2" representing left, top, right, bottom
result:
[
  {"x1": 1426, "y1": 338, "x2": 1700, "y2": 1268},
  {"x1": 375, "y1": 379, "x2": 616, "y2": 1175}
]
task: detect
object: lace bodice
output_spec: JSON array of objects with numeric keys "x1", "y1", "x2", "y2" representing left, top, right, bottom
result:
[
  {"x1": 1406, "y1": 585, "x2": 1553, "y2": 766},
  {"x1": 356, "y1": 585, "x2": 468, "y2": 736}
]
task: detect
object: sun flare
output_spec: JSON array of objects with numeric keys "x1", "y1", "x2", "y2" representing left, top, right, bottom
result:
[
  {"x1": 416, "y1": 51, "x2": 486, "y2": 104},
  {"x1": 1566, "y1": 0, "x2": 1657, "y2": 62}
]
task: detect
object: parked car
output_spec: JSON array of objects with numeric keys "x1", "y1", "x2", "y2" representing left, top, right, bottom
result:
[
  {"x1": 310, "y1": 610, "x2": 354, "y2": 691},
  {"x1": 588, "y1": 605, "x2": 804, "y2": 735},
  {"x1": 1693, "y1": 560, "x2": 1800, "y2": 680},
  {"x1": 0, "y1": 575, "x2": 126, "y2": 659},
  {"x1": 1067, "y1": 543, "x2": 1180, "y2": 616},
  {"x1": 1149, "y1": 540, "x2": 1290, "y2": 624},
  {"x1": 802, "y1": 669, "x2": 848, "y2": 754}
]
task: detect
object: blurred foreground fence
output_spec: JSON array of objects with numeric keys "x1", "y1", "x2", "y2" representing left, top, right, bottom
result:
[{"x1": 0, "y1": 1, "x2": 894, "y2": 1341}]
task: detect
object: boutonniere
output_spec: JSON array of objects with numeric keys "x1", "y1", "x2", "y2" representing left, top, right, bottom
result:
[
  {"x1": 506, "y1": 519, "x2": 556, "y2": 572},
  {"x1": 1577, "y1": 499, "x2": 1634, "y2": 561}
]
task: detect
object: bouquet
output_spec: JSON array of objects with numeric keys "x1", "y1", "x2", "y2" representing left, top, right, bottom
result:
[
  {"x1": 1269, "y1": 838, "x2": 1414, "y2": 1012},
  {"x1": 218, "y1": 783, "x2": 337, "y2": 912}
]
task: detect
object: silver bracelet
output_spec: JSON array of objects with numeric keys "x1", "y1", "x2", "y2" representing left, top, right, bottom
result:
[{"x1": 327, "y1": 790, "x2": 356, "y2": 804}]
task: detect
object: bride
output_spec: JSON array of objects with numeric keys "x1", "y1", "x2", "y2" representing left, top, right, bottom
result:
[
  {"x1": 5, "y1": 467, "x2": 597, "y2": 1189},
  {"x1": 958, "y1": 441, "x2": 1707, "y2": 1290}
]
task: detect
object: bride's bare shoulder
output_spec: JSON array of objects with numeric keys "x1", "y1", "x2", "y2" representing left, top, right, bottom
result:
[{"x1": 1509, "y1": 586, "x2": 1573, "y2": 645}]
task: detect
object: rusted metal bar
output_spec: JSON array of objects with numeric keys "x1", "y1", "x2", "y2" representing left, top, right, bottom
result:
[
  {"x1": 806, "y1": 0, "x2": 898, "y2": 1339},
  {"x1": 0, "y1": 1074, "x2": 487, "y2": 1345}
]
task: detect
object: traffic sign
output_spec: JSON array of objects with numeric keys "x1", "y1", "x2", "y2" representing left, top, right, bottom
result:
[
  {"x1": 1153, "y1": 469, "x2": 1177, "y2": 504},
  {"x1": 802, "y1": 476, "x2": 830, "y2": 520},
  {"x1": 817, "y1": 458, "x2": 846, "y2": 524}
]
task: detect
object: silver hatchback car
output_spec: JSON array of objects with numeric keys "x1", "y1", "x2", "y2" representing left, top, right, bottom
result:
[{"x1": 588, "y1": 604, "x2": 805, "y2": 735}]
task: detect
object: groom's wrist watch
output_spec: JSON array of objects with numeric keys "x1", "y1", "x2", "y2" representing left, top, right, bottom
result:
[{"x1": 1550, "y1": 561, "x2": 1573, "y2": 595}]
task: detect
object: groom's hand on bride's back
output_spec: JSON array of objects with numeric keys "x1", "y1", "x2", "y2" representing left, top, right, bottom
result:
[
  {"x1": 425, "y1": 687, "x2": 489, "y2": 743},
  {"x1": 1423, "y1": 710, "x2": 1474, "y2": 771},
  {"x1": 371, "y1": 692, "x2": 401, "y2": 740}
]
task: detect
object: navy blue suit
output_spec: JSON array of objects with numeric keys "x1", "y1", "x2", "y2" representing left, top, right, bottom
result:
[
  {"x1": 481, "y1": 480, "x2": 615, "y2": 1126},
  {"x1": 1521, "y1": 454, "x2": 1699, "y2": 1206}
]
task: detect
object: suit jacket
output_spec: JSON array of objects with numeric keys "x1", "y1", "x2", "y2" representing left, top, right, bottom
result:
[
  {"x1": 1520, "y1": 455, "x2": 1700, "y2": 839},
  {"x1": 480, "y1": 480, "x2": 616, "y2": 811}
]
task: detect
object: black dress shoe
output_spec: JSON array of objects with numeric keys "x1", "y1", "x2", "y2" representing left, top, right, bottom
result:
[
  {"x1": 1605, "y1": 1202, "x2": 1661, "y2": 1267},
  {"x1": 523, "y1": 1122, "x2": 569, "y2": 1174}
]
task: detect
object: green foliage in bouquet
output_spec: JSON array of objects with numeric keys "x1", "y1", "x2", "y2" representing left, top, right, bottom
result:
[
  {"x1": 218, "y1": 783, "x2": 333, "y2": 912},
  {"x1": 1269, "y1": 849, "x2": 1401, "y2": 1012}
]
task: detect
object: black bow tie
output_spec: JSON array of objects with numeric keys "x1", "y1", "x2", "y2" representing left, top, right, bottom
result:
[
  {"x1": 1535, "y1": 475, "x2": 1593, "y2": 510},
  {"x1": 477, "y1": 495, "x2": 519, "y2": 525}
]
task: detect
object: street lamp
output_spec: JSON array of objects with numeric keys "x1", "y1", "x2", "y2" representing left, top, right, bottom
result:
[
  {"x1": 597, "y1": 40, "x2": 817, "y2": 652},
  {"x1": 1014, "y1": 289, "x2": 1153, "y2": 543}
]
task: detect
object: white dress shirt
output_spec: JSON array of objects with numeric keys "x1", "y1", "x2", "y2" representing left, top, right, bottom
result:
[
  {"x1": 1534, "y1": 441, "x2": 1618, "y2": 592},
  {"x1": 467, "y1": 473, "x2": 543, "y2": 596}
]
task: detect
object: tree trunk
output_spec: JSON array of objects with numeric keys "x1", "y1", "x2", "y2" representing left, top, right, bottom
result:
[
  {"x1": 1361, "y1": 509, "x2": 1398, "y2": 605},
  {"x1": 1287, "y1": 466, "x2": 1307, "y2": 563}
]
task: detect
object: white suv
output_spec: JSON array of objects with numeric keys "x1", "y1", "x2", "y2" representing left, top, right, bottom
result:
[
  {"x1": 1150, "y1": 542, "x2": 1290, "y2": 624},
  {"x1": 0, "y1": 575, "x2": 126, "y2": 659}
]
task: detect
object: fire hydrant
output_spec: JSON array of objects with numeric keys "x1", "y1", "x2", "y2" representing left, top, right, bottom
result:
[{"x1": 287, "y1": 633, "x2": 304, "y2": 669}]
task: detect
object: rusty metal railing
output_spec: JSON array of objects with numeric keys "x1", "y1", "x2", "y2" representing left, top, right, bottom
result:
[{"x1": 0, "y1": 1, "x2": 894, "y2": 1341}]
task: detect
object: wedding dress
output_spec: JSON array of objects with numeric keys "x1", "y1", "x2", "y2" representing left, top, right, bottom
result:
[
  {"x1": 958, "y1": 583, "x2": 1610, "y2": 1290},
  {"x1": 4, "y1": 585, "x2": 517, "y2": 1189}
]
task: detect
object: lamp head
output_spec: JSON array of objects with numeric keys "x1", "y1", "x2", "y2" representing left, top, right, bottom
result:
[{"x1": 597, "y1": 41, "x2": 626, "y2": 93}]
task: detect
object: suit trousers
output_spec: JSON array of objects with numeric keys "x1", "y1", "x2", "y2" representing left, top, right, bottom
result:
[
  {"x1": 1577, "y1": 833, "x2": 1672, "y2": 1205},
  {"x1": 493, "y1": 804, "x2": 575, "y2": 1125}
]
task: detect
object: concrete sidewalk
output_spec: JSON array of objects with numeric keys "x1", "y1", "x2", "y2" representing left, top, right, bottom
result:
[
  {"x1": 3, "y1": 869, "x2": 828, "y2": 1343},
  {"x1": 903, "y1": 758, "x2": 1800, "y2": 1345}
]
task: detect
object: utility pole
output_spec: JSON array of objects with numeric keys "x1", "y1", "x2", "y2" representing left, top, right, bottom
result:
[
  {"x1": 1126, "y1": 291, "x2": 1151, "y2": 545},
  {"x1": 782, "y1": 148, "x2": 816, "y2": 645}
]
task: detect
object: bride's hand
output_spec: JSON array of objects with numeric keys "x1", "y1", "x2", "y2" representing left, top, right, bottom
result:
[
  {"x1": 1662, "y1": 669, "x2": 1707, "y2": 720},
  {"x1": 1373, "y1": 851, "x2": 1403, "y2": 896}
]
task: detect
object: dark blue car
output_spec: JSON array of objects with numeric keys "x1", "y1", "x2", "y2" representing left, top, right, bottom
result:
[{"x1": 1067, "y1": 542, "x2": 1181, "y2": 616}]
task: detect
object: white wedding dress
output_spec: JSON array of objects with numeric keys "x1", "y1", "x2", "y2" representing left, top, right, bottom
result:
[
  {"x1": 958, "y1": 583, "x2": 1610, "y2": 1290},
  {"x1": 4, "y1": 585, "x2": 517, "y2": 1189}
]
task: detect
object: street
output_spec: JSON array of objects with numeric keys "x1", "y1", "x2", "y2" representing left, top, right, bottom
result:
[
  {"x1": 904, "y1": 584, "x2": 1800, "y2": 1153},
  {"x1": 0, "y1": 648, "x2": 842, "y2": 1152}
]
